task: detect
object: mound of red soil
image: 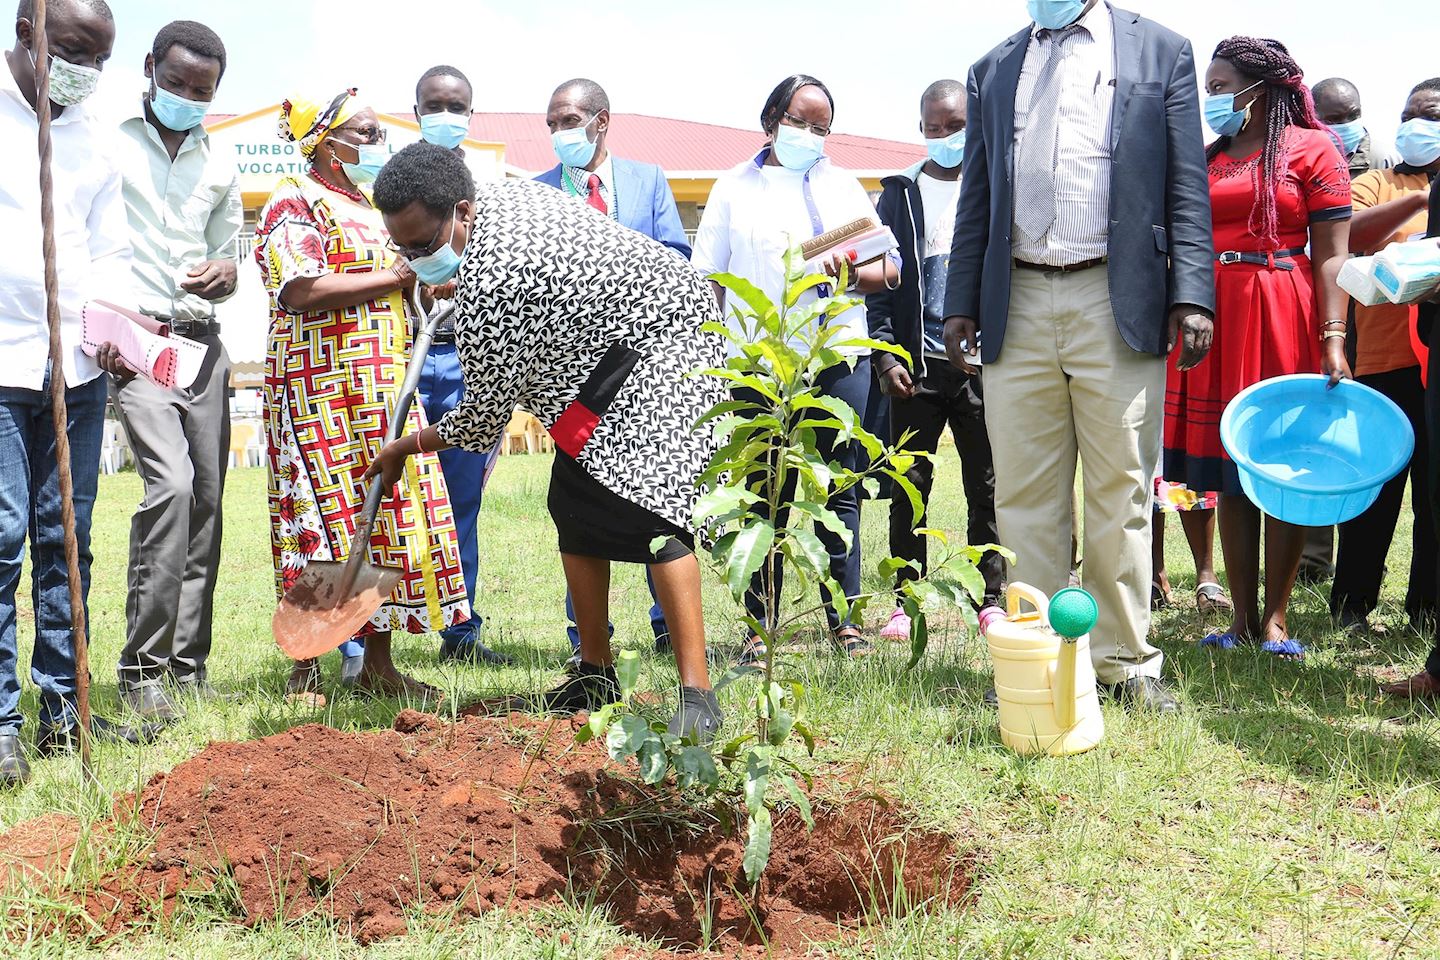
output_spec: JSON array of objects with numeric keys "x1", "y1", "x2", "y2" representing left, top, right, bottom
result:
[{"x1": 54, "y1": 711, "x2": 972, "y2": 953}]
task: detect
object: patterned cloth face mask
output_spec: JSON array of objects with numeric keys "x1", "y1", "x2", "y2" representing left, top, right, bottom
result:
[{"x1": 35, "y1": 50, "x2": 101, "y2": 107}]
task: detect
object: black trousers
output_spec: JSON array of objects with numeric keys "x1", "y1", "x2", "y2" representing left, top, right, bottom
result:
[
  {"x1": 888, "y1": 362, "x2": 1005, "y2": 603},
  {"x1": 1333, "y1": 365, "x2": 1438, "y2": 622}
]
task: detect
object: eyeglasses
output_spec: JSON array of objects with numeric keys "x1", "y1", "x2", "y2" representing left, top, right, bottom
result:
[
  {"x1": 385, "y1": 209, "x2": 458, "y2": 261},
  {"x1": 780, "y1": 110, "x2": 830, "y2": 138},
  {"x1": 331, "y1": 124, "x2": 387, "y2": 146}
]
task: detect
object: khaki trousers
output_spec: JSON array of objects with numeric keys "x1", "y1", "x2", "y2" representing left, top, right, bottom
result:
[{"x1": 984, "y1": 265, "x2": 1164, "y2": 683}]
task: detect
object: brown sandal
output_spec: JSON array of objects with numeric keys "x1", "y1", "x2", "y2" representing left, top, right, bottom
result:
[
  {"x1": 1195, "y1": 582, "x2": 1233, "y2": 615},
  {"x1": 834, "y1": 627, "x2": 874, "y2": 659}
]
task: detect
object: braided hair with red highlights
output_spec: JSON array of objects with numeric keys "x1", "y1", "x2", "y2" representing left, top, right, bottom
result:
[{"x1": 1207, "y1": 36, "x2": 1325, "y2": 248}]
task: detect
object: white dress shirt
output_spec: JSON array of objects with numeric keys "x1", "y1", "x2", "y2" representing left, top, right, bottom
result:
[
  {"x1": 0, "y1": 54, "x2": 133, "y2": 390},
  {"x1": 692, "y1": 150, "x2": 878, "y2": 356},
  {"x1": 117, "y1": 98, "x2": 242, "y2": 323},
  {"x1": 1011, "y1": 1, "x2": 1116, "y2": 265}
]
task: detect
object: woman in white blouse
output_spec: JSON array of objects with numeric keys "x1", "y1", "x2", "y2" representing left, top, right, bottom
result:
[{"x1": 692, "y1": 74, "x2": 898, "y2": 665}]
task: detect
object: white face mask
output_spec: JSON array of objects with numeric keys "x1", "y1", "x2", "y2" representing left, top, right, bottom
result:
[{"x1": 31, "y1": 48, "x2": 102, "y2": 107}]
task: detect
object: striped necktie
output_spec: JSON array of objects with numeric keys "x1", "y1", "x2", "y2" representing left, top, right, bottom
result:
[{"x1": 1015, "y1": 25, "x2": 1081, "y2": 241}]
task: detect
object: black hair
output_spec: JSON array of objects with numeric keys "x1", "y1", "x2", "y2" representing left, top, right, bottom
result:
[
  {"x1": 152, "y1": 20, "x2": 226, "y2": 79},
  {"x1": 373, "y1": 142, "x2": 475, "y2": 219},
  {"x1": 759, "y1": 74, "x2": 833, "y2": 134},
  {"x1": 1411, "y1": 77, "x2": 1440, "y2": 96},
  {"x1": 1312, "y1": 77, "x2": 1359, "y2": 107},
  {"x1": 17, "y1": 0, "x2": 113, "y2": 22},
  {"x1": 416, "y1": 64, "x2": 472, "y2": 103},
  {"x1": 920, "y1": 79, "x2": 964, "y2": 114},
  {"x1": 551, "y1": 77, "x2": 608, "y2": 116}
]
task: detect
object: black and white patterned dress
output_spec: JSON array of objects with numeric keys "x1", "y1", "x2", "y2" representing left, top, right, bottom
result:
[{"x1": 436, "y1": 178, "x2": 726, "y2": 535}]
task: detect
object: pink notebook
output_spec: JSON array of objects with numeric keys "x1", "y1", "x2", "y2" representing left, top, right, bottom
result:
[{"x1": 81, "y1": 300, "x2": 208, "y2": 390}]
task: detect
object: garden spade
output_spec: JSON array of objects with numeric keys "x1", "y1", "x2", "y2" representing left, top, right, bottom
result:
[{"x1": 273, "y1": 296, "x2": 454, "y2": 659}]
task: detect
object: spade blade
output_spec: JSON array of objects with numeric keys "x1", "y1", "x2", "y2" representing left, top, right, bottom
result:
[{"x1": 272, "y1": 559, "x2": 403, "y2": 660}]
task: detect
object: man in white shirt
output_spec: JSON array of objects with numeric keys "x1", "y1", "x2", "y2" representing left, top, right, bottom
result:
[
  {"x1": 111, "y1": 20, "x2": 239, "y2": 720},
  {"x1": 1, "y1": 0, "x2": 157, "y2": 789}
]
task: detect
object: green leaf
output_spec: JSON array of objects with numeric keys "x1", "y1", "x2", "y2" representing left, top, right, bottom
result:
[
  {"x1": 767, "y1": 688, "x2": 795, "y2": 748},
  {"x1": 743, "y1": 808, "x2": 774, "y2": 885},
  {"x1": 782, "y1": 241, "x2": 805, "y2": 285},
  {"x1": 782, "y1": 775, "x2": 815, "y2": 829},
  {"x1": 676, "y1": 745, "x2": 720, "y2": 790},
  {"x1": 709, "y1": 272, "x2": 779, "y2": 324},
  {"x1": 915, "y1": 527, "x2": 949, "y2": 546},
  {"x1": 637, "y1": 736, "x2": 668, "y2": 785},
  {"x1": 877, "y1": 556, "x2": 920, "y2": 580},
  {"x1": 616, "y1": 649, "x2": 642, "y2": 700},
  {"x1": 692, "y1": 485, "x2": 759, "y2": 524},
  {"x1": 719, "y1": 522, "x2": 775, "y2": 602},
  {"x1": 694, "y1": 398, "x2": 764, "y2": 428},
  {"x1": 715, "y1": 663, "x2": 763, "y2": 692},
  {"x1": 785, "y1": 271, "x2": 833, "y2": 306},
  {"x1": 744, "y1": 748, "x2": 771, "y2": 818},
  {"x1": 782, "y1": 526, "x2": 829, "y2": 581},
  {"x1": 606, "y1": 714, "x2": 650, "y2": 761},
  {"x1": 789, "y1": 500, "x2": 851, "y2": 545},
  {"x1": 904, "y1": 596, "x2": 930, "y2": 670},
  {"x1": 955, "y1": 562, "x2": 988, "y2": 607},
  {"x1": 886, "y1": 469, "x2": 925, "y2": 528},
  {"x1": 792, "y1": 719, "x2": 817, "y2": 756},
  {"x1": 579, "y1": 702, "x2": 616, "y2": 743},
  {"x1": 833, "y1": 338, "x2": 912, "y2": 363}
]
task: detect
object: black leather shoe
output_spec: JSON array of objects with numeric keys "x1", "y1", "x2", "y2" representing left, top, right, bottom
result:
[
  {"x1": 438, "y1": 637, "x2": 514, "y2": 666},
  {"x1": 1102, "y1": 677, "x2": 1180, "y2": 713},
  {"x1": 0, "y1": 734, "x2": 29, "y2": 788},
  {"x1": 35, "y1": 715, "x2": 164, "y2": 757},
  {"x1": 535, "y1": 662, "x2": 620, "y2": 715},
  {"x1": 120, "y1": 683, "x2": 181, "y2": 722}
]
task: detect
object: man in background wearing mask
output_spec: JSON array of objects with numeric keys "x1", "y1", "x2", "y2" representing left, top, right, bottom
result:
[
  {"x1": 410, "y1": 63, "x2": 511, "y2": 667},
  {"x1": 867, "y1": 79, "x2": 1003, "y2": 643},
  {"x1": 1, "y1": 0, "x2": 159, "y2": 788},
  {"x1": 1330, "y1": 78, "x2": 1440, "y2": 637},
  {"x1": 943, "y1": 0, "x2": 1215, "y2": 713},
  {"x1": 111, "y1": 20, "x2": 239, "y2": 721},
  {"x1": 536, "y1": 77, "x2": 689, "y2": 668},
  {"x1": 1315, "y1": 77, "x2": 1386, "y2": 179}
]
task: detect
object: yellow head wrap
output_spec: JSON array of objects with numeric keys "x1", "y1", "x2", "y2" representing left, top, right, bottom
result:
[{"x1": 278, "y1": 88, "x2": 368, "y2": 159}]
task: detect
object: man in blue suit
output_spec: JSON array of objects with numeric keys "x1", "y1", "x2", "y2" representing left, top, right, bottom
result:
[
  {"x1": 943, "y1": 0, "x2": 1215, "y2": 712},
  {"x1": 536, "y1": 78, "x2": 689, "y2": 664}
]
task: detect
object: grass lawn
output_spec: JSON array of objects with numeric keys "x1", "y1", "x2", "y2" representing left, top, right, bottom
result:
[{"x1": 2, "y1": 451, "x2": 1439, "y2": 958}]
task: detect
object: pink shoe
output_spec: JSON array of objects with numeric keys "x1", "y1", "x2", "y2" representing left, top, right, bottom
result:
[{"x1": 879, "y1": 607, "x2": 911, "y2": 641}]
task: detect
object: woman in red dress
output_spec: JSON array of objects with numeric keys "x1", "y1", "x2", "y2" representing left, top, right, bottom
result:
[{"x1": 1163, "y1": 37, "x2": 1352, "y2": 657}]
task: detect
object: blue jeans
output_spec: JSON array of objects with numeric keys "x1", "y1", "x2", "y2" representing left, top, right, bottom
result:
[
  {"x1": 0, "y1": 373, "x2": 106, "y2": 735},
  {"x1": 419, "y1": 343, "x2": 495, "y2": 650},
  {"x1": 740, "y1": 357, "x2": 871, "y2": 633},
  {"x1": 565, "y1": 571, "x2": 668, "y2": 652}
]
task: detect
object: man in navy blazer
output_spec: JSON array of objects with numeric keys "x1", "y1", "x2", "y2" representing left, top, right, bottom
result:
[
  {"x1": 536, "y1": 78, "x2": 691, "y2": 257},
  {"x1": 942, "y1": 0, "x2": 1216, "y2": 712},
  {"x1": 536, "y1": 77, "x2": 689, "y2": 664}
]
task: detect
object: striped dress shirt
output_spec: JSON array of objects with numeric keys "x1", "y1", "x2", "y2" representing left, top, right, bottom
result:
[{"x1": 1011, "y1": 2, "x2": 1116, "y2": 266}]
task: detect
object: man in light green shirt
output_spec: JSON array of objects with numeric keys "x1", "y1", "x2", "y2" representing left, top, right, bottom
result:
[{"x1": 112, "y1": 20, "x2": 239, "y2": 720}]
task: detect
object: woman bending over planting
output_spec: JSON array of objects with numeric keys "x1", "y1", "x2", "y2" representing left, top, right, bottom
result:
[{"x1": 365, "y1": 142, "x2": 726, "y2": 742}]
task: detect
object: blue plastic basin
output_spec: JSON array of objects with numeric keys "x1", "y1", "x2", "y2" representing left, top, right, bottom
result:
[{"x1": 1219, "y1": 374, "x2": 1414, "y2": 526}]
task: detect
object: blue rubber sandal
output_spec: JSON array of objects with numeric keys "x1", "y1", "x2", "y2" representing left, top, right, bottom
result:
[
  {"x1": 1259, "y1": 638, "x2": 1305, "y2": 657},
  {"x1": 1200, "y1": 632, "x2": 1238, "y2": 649}
]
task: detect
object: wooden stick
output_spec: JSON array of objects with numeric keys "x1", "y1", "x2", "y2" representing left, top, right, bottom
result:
[{"x1": 32, "y1": 0, "x2": 94, "y2": 779}]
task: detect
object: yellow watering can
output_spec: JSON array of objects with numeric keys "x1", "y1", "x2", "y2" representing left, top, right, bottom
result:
[{"x1": 984, "y1": 583, "x2": 1104, "y2": 757}]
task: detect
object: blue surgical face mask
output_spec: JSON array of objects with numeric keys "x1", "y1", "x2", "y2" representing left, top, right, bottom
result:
[
  {"x1": 1328, "y1": 119, "x2": 1365, "y2": 155},
  {"x1": 772, "y1": 124, "x2": 825, "y2": 171},
  {"x1": 149, "y1": 82, "x2": 209, "y2": 132},
  {"x1": 410, "y1": 206, "x2": 465, "y2": 285},
  {"x1": 1204, "y1": 80, "x2": 1263, "y2": 137},
  {"x1": 341, "y1": 143, "x2": 390, "y2": 186},
  {"x1": 551, "y1": 114, "x2": 599, "y2": 168},
  {"x1": 1396, "y1": 117, "x2": 1440, "y2": 168},
  {"x1": 420, "y1": 111, "x2": 470, "y2": 150},
  {"x1": 925, "y1": 129, "x2": 966, "y2": 169},
  {"x1": 1026, "y1": 0, "x2": 1087, "y2": 30}
]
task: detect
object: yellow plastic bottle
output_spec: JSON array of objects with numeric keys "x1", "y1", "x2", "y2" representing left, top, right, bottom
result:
[{"x1": 985, "y1": 583, "x2": 1105, "y2": 757}]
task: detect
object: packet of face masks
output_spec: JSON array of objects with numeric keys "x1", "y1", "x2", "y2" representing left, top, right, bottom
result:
[
  {"x1": 1370, "y1": 238, "x2": 1440, "y2": 305},
  {"x1": 1337, "y1": 256, "x2": 1390, "y2": 307}
]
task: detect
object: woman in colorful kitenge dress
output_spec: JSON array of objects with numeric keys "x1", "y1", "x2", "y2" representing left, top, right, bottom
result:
[
  {"x1": 255, "y1": 88, "x2": 469, "y2": 703},
  {"x1": 1163, "y1": 38, "x2": 1353, "y2": 658}
]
